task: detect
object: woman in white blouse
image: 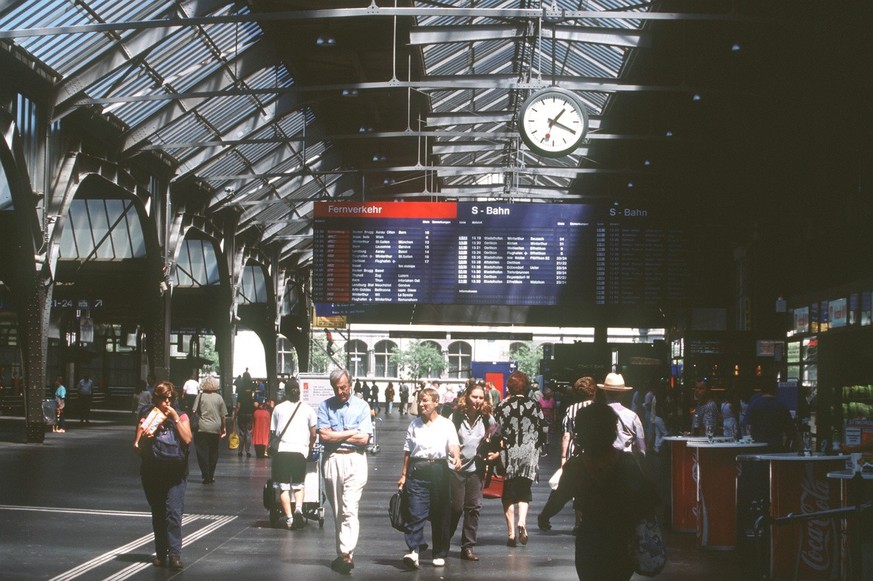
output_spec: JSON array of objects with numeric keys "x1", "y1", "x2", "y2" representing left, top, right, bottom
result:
[{"x1": 397, "y1": 387, "x2": 462, "y2": 569}]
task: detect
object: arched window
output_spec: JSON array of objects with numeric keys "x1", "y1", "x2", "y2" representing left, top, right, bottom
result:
[
  {"x1": 374, "y1": 339, "x2": 398, "y2": 378},
  {"x1": 508, "y1": 342, "x2": 528, "y2": 357},
  {"x1": 345, "y1": 339, "x2": 368, "y2": 378},
  {"x1": 447, "y1": 341, "x2": 472, "y2": 379}
]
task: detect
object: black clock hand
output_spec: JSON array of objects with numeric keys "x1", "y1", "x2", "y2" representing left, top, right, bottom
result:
[
  {"x1": 547, "y1": 108, "x2": 566, "y2": 129},
  {"x1": 550, "y1": 119, "x2": 577, "y2": 135}
]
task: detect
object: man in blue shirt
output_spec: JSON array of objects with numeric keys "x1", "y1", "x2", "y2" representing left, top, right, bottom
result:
[
  {"x1": 317, "y1": 369, "x2": 373, "y2": 574},
  {"x1": 77, "y1": 372, "x2": 94, "y2": 424},
  {"x1": 742, "y1": 382, "x2": 796, "y2": 452}
]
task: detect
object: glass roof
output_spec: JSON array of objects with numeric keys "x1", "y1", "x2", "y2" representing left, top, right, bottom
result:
[{"x1": 0, "y1": 0, "x2": 651, "y2": 267}]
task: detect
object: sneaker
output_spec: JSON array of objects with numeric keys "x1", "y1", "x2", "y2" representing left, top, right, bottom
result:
[
  {"x1": 432, "y1": 557, "x2": 446, "y2": 567},
  {"x1": 403, "y1": 550, "x2": 420, "y2": 569},
  {"x1": 292, "y1": 511, "x2": 306, "y2": 530},
  {"x1": 285, "y1": 516, "x2": 294, "y2": 530}
]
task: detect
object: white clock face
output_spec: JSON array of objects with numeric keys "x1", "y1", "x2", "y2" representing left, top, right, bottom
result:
[{"x1": 519, "y1": 89, "x2": 587, "y2": 157}]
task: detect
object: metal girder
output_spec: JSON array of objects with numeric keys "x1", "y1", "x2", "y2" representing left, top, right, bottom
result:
[
  {"x1": 0, "y1": 6, "x2": 765, "y2": 40},
  {"x1": 409, "y1": 24, "x2": 647, "y2": 48},
  {"x1": 199, "y1": 164, "x2": 643, "y2": 181},
  {"x1": 64, "y1": 76, "x2": 683, "y2": 108}
]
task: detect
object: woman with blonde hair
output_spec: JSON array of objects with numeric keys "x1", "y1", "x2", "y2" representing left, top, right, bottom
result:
[{"x1": 191, "y1": 376, "x2": 227, "y2": 484}]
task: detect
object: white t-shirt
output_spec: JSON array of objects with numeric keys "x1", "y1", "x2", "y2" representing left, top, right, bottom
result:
[
  {"x1": 403, "y1": 415, "x2": 460, "y2": 467},
  {"x1": 272, "y1": 400, "x2": 317, "y2": 456},
  {"x1": 183, "y1": 379, "x2": 200, "y2": 396}
]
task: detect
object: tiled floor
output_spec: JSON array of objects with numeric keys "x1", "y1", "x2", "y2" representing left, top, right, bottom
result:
[{"x1": 0, "y1": 406, "x2": 750, "y2": 580}]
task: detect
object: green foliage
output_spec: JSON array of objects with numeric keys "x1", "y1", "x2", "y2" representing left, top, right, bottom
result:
[
  {"x1": 390, "y1": 341, "x2": 446, "y2": 382},
  {"x1": 508, "y1": 341, "x2": 543, "y2": 379},
  {"x1": 201, "y1": 336, "x2": 219, "y2": 373},
  {"x1": 308, "y1": 333, "x2": 336, "y2": 374}
]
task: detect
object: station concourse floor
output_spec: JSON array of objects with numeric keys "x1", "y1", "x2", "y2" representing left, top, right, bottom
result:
[{"x1": 0, "y1": 406, "x2": 746, "y2": 581}]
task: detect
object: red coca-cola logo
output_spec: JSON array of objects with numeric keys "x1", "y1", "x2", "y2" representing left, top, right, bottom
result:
[{"x1": 799, "y1": 467, "x2": 834, "y2": 573}]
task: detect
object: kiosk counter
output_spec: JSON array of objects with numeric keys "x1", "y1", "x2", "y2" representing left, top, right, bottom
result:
[{"x1": 686, "y1": 441, "x2": 767, "y2": 550}]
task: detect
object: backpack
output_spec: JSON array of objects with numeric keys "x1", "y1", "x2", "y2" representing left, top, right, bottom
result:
[
  {"x1": 149, "y1": 422, "x2": 187, "y2": 462},
  {"x1": 139, "y1": 407, "x2": 187, "y2": 463}
]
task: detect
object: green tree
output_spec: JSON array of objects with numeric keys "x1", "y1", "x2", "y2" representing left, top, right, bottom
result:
[
  {"x1": 508, "y1": 341, "x2": 543, "y2": 379},
  {"x1": 390, "y1": 341, "x2": 446, "y2": 382},
  {"x1": 308, "y1": 333, "x2": 336, "y2": 374},
  {"x1": 201, "y1": 335, "x2": 219, "y2": 373}
]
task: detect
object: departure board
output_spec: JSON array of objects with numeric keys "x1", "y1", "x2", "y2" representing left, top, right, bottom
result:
[{"x1": 312, "y1": 202, "x2": 685, "y2": 307}]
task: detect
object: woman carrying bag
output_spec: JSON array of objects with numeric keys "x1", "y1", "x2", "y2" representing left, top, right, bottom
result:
[{"x1": 192, "y1": 377, "x2": 227, "y2": 484}]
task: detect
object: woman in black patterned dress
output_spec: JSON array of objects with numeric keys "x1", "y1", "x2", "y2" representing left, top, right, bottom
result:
[{"x1": 494, "y1": 371, "x2": 547, "y2": 547}]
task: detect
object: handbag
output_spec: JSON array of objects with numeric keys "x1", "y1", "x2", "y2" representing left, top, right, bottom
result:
[
  {"x1": 628, "y1": 515, "x2": 667, "y2": 577},
  {"x1": 189, "y1": 395, "x2": 202, "y2": 432},
  {"x1": 482, "y1": 465, "x2": 505, "y2": 499},
  {"x1": 269, "y1": 403, "x2": 300, "y2": 457},
  {"x1": 388, "y1": 488, "x2": 408, "y2": 532}
]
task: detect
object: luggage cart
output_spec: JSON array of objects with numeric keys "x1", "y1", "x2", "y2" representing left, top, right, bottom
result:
[
  {"x1": 367, "y1": 417, "x2": 382, "y2": 455},
  {"x1": 264, "y1": 443, "x2": 325, "y2": 528},
  {"x1": 42, "y1": 398, "x2": 58, "y2": 427}
]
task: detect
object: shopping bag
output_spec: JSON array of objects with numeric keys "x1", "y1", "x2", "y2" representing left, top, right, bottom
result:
[
  {"x1": 628, "y1": 515, "x2": 667, "y2": 577},
  {"x1": 482, "y1": 466, "x2": 504, "y2": 499}
]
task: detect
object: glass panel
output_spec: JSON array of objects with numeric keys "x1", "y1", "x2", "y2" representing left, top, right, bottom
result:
[
  {"x1": 189, "y1": 240, "x2": 207, "y2": 285},
  {"x1": 174, "y1": 242, "x2": 194, "y2": 286},
  {"x1": 87, "y1": 199, "x2": 113, "y2": 259},
  {"x1": 105, "y1": 199, "x2": 131, "y2": 259},
  {"x1": 203, "y1": 242, "x2": 220, "y2": 285},
  {"x1": 0, "y1": 165, "x2": 12, "y2": 211},
  {"x1": 71, "y1": 200, "x2": 93, "y2": 258}
]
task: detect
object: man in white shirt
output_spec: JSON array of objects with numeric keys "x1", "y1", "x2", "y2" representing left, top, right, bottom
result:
[{"x1": 182, "y1": 372, "x2": 200, "y2": 413}]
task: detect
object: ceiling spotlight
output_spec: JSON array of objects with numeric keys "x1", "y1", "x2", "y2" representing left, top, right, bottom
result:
[
  {"x1": 358, "y1": 126, "x2": 374, "y2": 133},
  {"x1": 643, "y1": 159, "x2": 651, "y2": 167},
  {"x1": 342, "y1": 89, "x2": 359, "y2": 97},
  {"x1": 372, "y1": 154, "x2": 386, "y2": 162},
  {"x1": 626, "y1": 181, "x2": 634, "y2": 188},
  {"x1": 665, "y1": 130, "x2": 673, "y2": 137},
  {"x1": 316, "y1": 34, "x2": 336, "y2": 46},
  {"x1": 692, "y1": 93, "x2": 702, "y2": 102},
  {"x1": 731, "y1": 43, "x2": 742, "y2": 52},
  {"x1": 383, "y1": 178, "x2": 395, "y2": 185}
]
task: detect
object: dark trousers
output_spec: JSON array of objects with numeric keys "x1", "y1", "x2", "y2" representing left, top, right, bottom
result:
[
  {"x1": 404, "y1": 462, "x2": 451, "y2": 558},
  {"x1": 450, "y1": 469, "x2": 483, "y2": 550},
  {"x1": 141, "y1": 469, "x2": 187, "y2": 559},
  {"x1": 194, "y1": 431, "x2": 220, "y2": 481},
  {"x1": 237, "y1": 414, "x2": 253, "y2": 454},
  {"x1": 79, "y1": 394, "x2": 92, "y2": 422}
]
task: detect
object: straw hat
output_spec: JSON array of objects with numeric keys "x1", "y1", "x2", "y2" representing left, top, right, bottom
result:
[{"x1": 597, "y1": 372, "x2": 633, "y2": 391}]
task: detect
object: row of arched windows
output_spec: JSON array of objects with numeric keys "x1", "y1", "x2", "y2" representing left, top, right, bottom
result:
[{"x1": 343, "y1": 339, "x2": 473, "y2": 379}]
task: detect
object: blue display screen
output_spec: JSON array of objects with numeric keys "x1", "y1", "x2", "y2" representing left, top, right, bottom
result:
[{"x1": 313, "y1": 201, "x2": 685, "y2": 307}]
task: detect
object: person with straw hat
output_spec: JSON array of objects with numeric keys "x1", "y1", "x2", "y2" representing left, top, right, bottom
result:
[{"x1": 597, "y1": 373, "x2": 646, "y2": 459}]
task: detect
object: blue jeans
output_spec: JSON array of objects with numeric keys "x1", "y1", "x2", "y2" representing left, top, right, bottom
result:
[
  {"x1": 142, "y1": 469, "x2": 187, "y2": 559},
  {"x1": 404, "y1": 462, "x2": 451, "y2": 558}
]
